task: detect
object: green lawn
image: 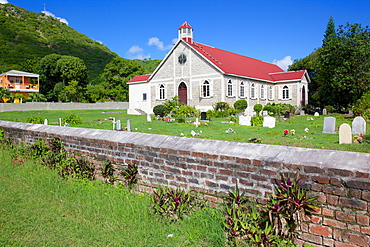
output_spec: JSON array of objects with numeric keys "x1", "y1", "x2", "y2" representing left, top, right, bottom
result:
[
  {"x1": 0, "y1": 109, "x2": 369, "y2": 153},
  {"x1": 0, "y1": 146, "x2": 225, "y2": 246}
]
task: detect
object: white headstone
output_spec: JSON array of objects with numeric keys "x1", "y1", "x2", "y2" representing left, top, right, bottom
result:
[
  {"x1": 339, "y1": 123, "x2": 352, "y2": 144},
  {"x1": 147, "y1": 114, "x2": 152, "y2": 122},
  {"x1": 263, "y1": 116, "x2": 276, "y2": 128},
  {"x1": 116, "y1": 120, "x2": 121, "y2": 130},
  {"x1": 126, "y1": 119, "x2": 131, "y2": 132},
  {"x1": 44, "y1": 119, "x2": 48, "y2": 125},
  {"x1": 314, "y1": 112, "x2": 320, "y2": 117},
  {"x1": 239, "y1": 115, "x2": 251, "y2": 126},
  {"x1": 262, "y1": 111, "x2": 268, "y2": 117},
  {"x1": 352, "y1": 116, "x2": 366, "y2": 135},
  {"x1": 322, "y1": 117, "x2": 336, "y2": 134},
  {"x1": 323, "y1": 109, "x2": 327, "y2": 115},
  {"x1": 300, "y1": 110, "x2": 305, "y2": 116},
  {"x1": 58, "y1": 118, "x2": 62, "y2": 126},
  {"x1": 245, "y1": 107, "x2": 253, "y2": 116}
]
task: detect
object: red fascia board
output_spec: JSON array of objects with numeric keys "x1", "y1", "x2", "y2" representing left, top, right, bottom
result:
[{"x1": 126, "y1": 74, "x2": 151, "y2": 84}]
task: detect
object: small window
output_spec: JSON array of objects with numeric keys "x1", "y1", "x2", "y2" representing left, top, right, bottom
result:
[
  {"x1": 159, "y1": 84, "x2": 165, "y2": 100},
  {"x1": 260, "y1": 85, "x2": 265, "y2": 99},
  {"x1": 202, "y1": 81, "x2": 210, "y2": 97},
  {"x1": 227, "y1": 80, "x2": 233, "y2": 97},
  {"x1": 143, "y1": 93, "x2": 147, "y2": 101},
  {"x1": 240, "y1": 82, "x2": 245, "y2": 98},
  {"x1": 251, "y1": 83, "x2": 255, "y2": 99},
  {"x1": 269, "y1": 86, "x2": 273, "y2": 100},
  {"x1": 282, "y1": 86, "x2": 289, "y2": 99}
]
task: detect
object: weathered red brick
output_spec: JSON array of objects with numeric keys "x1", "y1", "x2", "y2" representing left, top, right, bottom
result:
[
  {"x1": 361, "y1": 226, "x2": 370, "y2": 235},
  {"x1": 312, "y1": 175, "x2": 330, "y2": 184},
  {"x1": 322, "y1": 238, "x2": 334, "y2": 247},
  {"x1": 333, "y1": 229, "x2": 342, "y2": 241},
  {"x1": 251, "y1": 174, "x2": 268, "y2": 182},
  {"x1": 348, "y1": 188, "x2": 362, "y2": 198},
  {"x1": 356, "y1": 215, "x2": 370, "y2": 226},
  {"x1": 342, "y1": 231, "x2": 368, "y2": 247},
  {"x1": 322, "y1": 208, "x2": 334, "y2": 217},
  {"x1": 304, "y1": 166, "x2": 325, "y2": 174},
  {"x1": 310, "y1": 216, "x2": 322, "y2": 223},
  {"x1": 338, "y1": 198, "x2": 367, "y2": 210},
  {"x1": 283, "y1": 163, "x2": 302, "y2": 171},
  {"x1": 362, "y1": 191, "x2": 370, "y2": 202},
  {"x1": 300, "y1": 232, "x2": 322, "y2": 245},
  {"x1": 348, "y1": 224, "x2": 360, "y2": 232},
  {"x1": 334, "y1": 241, "x2": 358, "y2": 247},
  {"x1": 191, "y1": 151, "x2": 204, "y2": 158},
  {"x1": 347, "y1": 180, "x2": 370, "y2": 190},
  {"x1": 205, "y1": 153, "x2": 218, "y2": 159},
  {"x1": 355, "y1": 171, "x2": 369, "y2": 178},
  {"x1": 323, "y1": 186, "x2": 348, "y2": 196},
  {"x1": 236, "y1": 157, "x2": 251, "y2": 165},
  {"x1": 252, "y1": 159, "x2": 262, "y2": 166},
  {"x1": 336, "y1": 211, "x2": 356, "y2": 222},
  {"x1": 327, "y1": 195, "x2": 339, "y2": 205},
  {"x1": 309, "y1": 224, "x2": 332, "y2": 236}
]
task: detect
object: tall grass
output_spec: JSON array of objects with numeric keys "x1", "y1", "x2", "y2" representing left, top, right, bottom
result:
[
  {"x1": 0, "y1": 146, "x2": 225, "y2": 246},
  {"x1": 0, "y1": 109, "x2": 368, "y2": 153}
]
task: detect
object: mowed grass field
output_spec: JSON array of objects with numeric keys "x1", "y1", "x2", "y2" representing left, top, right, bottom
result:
[
  {"x1": 0, "y1": 146, "x2": 225, "y2": 246},
  {"x1": 0, "y1": 109, "x2": 369, "y2": 153}
]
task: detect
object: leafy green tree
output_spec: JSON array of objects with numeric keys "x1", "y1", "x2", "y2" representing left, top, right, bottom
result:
[
  {"x1": 317, "y1": 21, "x2": 370, "y2": 110},
  {"x1": 27, "y1": 93, "x2": 47, "y2": 102},
  {"x1": 37, "y1": 54, "x2": 62, "y2": 96},
  {"x1": 0, "y1": 87, "x2": 11, "y2": 103},
  {"x1": 56, "y1": 56, "x2": 88, "y2": 86},
  {"x1": 58, "y1": 80, "x2": 85, "y2": 102}
]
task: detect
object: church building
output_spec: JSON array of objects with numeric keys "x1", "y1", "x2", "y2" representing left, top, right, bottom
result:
[{"x1": 127, "y1": 22, "x2": 309, "y2": 115}]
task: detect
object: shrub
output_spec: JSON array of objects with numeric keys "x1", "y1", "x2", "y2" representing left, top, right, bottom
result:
[
  {"x1": 211, "y1": 102, "x2": 236, "y2": 118},
  {"x1": 59, "y1": 156, "x2": 95, "y2": 180},
  {"x1": 253, "y1": 104, "x2": 263, "y2": 115},
  {"x1": 153, "y1": 104, "x2": 167, "y2": 117},
  {"x1": 63, "y1": 114, "x2": 83, "y2": 125},
  {"x1": 233, "y1": 99, "x2": 248, "y2": 112},
  {"x1": 352, "y1": 92, "x2": 370, "y2": 120},
  {"x1": 251, "y1": 115, "x2": 263, "y2": 126},
  {"x1": 176, "y1": 104, "x2": 200, "y2": 118},
  {"x1": 120, "y1": 163, "x2": 138, "y2": 189},
  {"x1": 101, "y1": 162, "x2": 116, "y2": 184},
  {"x1": 25, "y1": 116, "x2": 44, "y2": 124},
  {"x1": 150, "y1": 186, "x2": 205, "y2": 221}
]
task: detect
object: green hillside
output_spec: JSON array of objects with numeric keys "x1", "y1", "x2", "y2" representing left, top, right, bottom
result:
[{"x1": 0, "y1": 4, "x2": 117, "y2": 79}]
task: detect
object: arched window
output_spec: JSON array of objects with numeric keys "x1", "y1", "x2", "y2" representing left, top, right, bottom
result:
[
  {"x1": 269, "y1": 86, "x2": 273, "y2": 100},
  {"x1": 251, "y1": 83, "x2": 255, "y2": 99},
  {"x1": 283, "y1": 86, "x2": 289, "y2": 99},
  {"x1": 159, "y1": 84, "x2": 165, "y2": 100},
  {"x1": 227, "y1": 80, "x2": 233, "y2": 97},
  {"x1": 260, "y1": 85, "x2": 265, "y2": 99},
  {"x1": 202, "y1": 81, "x2": 210, "y2": 97},
  {"x1": 240, "y1": 82, "x2": 245, "y2": 98}
]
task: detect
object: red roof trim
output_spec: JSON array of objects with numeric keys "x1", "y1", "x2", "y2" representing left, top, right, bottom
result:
[
  {"x1": 127, "y1": 74, "x2": 151, "y2": 84},
  {"x1": 178, "y1": 21, "x2": 192, "y2": 29}
]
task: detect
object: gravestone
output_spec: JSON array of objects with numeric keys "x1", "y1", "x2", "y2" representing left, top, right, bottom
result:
[
  {"x1": 200, "y1": 112, "x2": 207, "y2": 120},
  {"x1": 314, "y1": 112, "x2": 319, "y2": 117},
  {"x1": 116, "y1": 120, "x2": 121, "y2": 130},
  {"x1": 322, "y1": 117, "x2": 336, "y2": 134},
  {"x1": 284, "y1": 111, "x2": 290, "y2": 119},
  {"x1": 352, "y1": 116, "x2": 366, "y2": 135},
  {"x1": 300, "y1": 110, "x2": 305, "y2": 116},
  {"x1": 263, "y1": 116, "x2": 276, "y2": 128},
  {"x1": 322, "y1": 108, "x2": 327, "y2": 115},
  {"x1": 239, "y1": 115, "x2": 251, "y2": 126},
  {"x1": 58, "y1": 118, "x2": 62, "y2": 126},
  {"x1": 127, "y1": 119, "x2": 131, "y2": 132},
  {"x1": 147, "y1": 114, "x2": 152, "y2": 122},
  {"x1": 339, "y1": 123, "x2": 352, "y2": 144},
  {"x1": 245, "y1": 107, "x2": 253, "y2": 116},
  {"x1": 262, "y1": 111, "x2": 268, "y2": 117},
  {"x1": 44, "y1": 119, "x2": 48, "y2": 125}
]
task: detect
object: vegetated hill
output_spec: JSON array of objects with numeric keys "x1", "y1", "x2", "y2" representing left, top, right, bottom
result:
[
  {"x1": 0, "y1": 3, "x2": 117, "y2": 79},
  {"x1": 133, "y1": 59, "x2": 162, "y2": 74}
]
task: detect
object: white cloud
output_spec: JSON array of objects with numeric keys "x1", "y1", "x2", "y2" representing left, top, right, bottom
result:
[
  {"x1": 95, "y1": 40, "x2": 103, "y2": 44},
  {"x1": 0, "y1": 0, "x2": 9, "y2": 4},
  {"x1": 148, "y1": 37, "x2": 172, "y2": 51},
  {"x1": 273, "y1": 56, "x2": 293, "y2": 71},
  {"x1": 42, "y1": 10, "x2": 69, "y2": 25},
  {"x1": 128, "y1": 45, "x2": 143, "y2": 54},
  {"x1": 127, "y1": 45, "x2": 149, "y2": 60}
]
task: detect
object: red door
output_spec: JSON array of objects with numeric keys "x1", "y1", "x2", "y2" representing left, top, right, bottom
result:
[
  {"x1": 301, "y1": 86, "x2": 306, "y2": 107},
  {"x1": 178, "y1": 82, "x2": 187, "y2": 105}
]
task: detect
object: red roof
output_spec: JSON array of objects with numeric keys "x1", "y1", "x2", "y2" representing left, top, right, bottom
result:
[
  {"x1": 190, "y1": 42, "x2": 288, "y2": 81},
  {"x1": 178, "y1": 21, "x2": 193, "y2": 29},
  {"x1": 127, "y1": 74, "x2": 151, "y2": 84},
  {"x1": 269, "y1": 70, "x2": 306, "y2": 82}
]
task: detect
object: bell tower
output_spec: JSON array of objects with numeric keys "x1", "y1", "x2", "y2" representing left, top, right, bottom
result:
[{"x1": 178, "y1": 21, "x2": 193, "y2": 44}]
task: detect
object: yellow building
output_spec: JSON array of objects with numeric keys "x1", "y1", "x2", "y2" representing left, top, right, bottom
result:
[{"x1": 0, "y1": 70, "x2": 40, "y2": 103}]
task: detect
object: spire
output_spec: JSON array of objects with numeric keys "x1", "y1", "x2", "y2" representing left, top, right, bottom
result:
[{"x1": 178, "y1": 21, "x2": 194, "y2": 44}]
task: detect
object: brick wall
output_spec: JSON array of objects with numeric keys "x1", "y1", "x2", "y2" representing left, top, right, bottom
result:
[{"x1": 1, "y1": 120, "x2": 369, "y2": 247}]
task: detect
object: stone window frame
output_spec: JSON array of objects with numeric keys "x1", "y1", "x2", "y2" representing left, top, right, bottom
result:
[
  {"x1": 251, "y1": 83, "x2": 256, "y2": 99},
  {"x1": 269, "y1": 86, "x2": 274, "y2": 100},
  {"x1": 201, "y1": 80, "x2": 211, "y2": 98},
  {"x1": 282, "y1": 85, "x2": 289, "y2": 100},
  {"x1": 240, "y1": 81, "x2": 245, "y2": 98},
  {"x1": 227, "y1": 80, "x2": 233, "y2": 97},
  {"x1": 260, "y1": 85, "x2": 265, "y2": 99},
  {"x1": 159, "y1": 84, "x2": 165, "y2": 100}
]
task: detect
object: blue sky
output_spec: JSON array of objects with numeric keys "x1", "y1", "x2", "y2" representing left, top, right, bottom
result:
[{"x1": 2, "y1": 0, "x2": 370, "y2": 70}]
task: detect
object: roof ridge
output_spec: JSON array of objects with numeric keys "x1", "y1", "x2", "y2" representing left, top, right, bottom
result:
[{"x1": 193, "y1": 43, "x2": 222, "y2": 65}]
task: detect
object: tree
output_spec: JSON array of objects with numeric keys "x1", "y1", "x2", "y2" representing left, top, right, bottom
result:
[
  {"x1": 58, "y1": 80, "x2": 85, "y2": 102},
  {"x1": 317, "y1": 21, "x2": 370, "y2": 110},
  {"x1": 27, "y1": 93, "x2": 47, "y2": 102},
  {"x1": 0, "y1": 87, "x2": 11, "y2": 103},
  {"x1": 56, "y1": 56, "x2": 88, "y2": 86},
  {"x1": 37, "y1": 54, "x2": 62, "y2": 96}
]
